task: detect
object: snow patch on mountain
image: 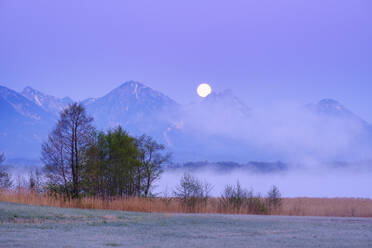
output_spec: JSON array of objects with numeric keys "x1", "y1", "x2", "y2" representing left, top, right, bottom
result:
[{"x1": 21, "y1": 87, "x2": 72, "y2": 115}]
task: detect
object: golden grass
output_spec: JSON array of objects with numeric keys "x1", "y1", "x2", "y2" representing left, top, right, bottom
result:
[
  {"x1": 280, "y1": 197, "x2": 372, "y2": 217},
  {"x1": 1, "y1": 190, "x2": 371, "y2": 217}
]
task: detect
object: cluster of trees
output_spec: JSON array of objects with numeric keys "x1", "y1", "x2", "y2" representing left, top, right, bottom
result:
[
  {"x1": 219, "y1": 182, "x2": 281, "y2": 214},
  {"x1": 42, "y1": 103, "x2": 170, "y2": 198},
  {"x1": 173, "y1": 173, "x2": 282, "y2": 214}
]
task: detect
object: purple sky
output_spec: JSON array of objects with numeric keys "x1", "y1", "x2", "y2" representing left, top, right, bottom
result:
[{"x1": 1, "y1": 1, "x2": 372, "y2": 121}]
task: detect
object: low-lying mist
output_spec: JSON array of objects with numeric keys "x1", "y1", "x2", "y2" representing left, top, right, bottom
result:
[
  {"x1": 7, "y1": 161, "x2": 372, "y2": 198},
  {"x1": 156, "y1": 164, "x2": 372, "y2": 198}
]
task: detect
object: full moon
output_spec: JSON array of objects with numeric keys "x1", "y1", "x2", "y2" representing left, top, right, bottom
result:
[{"x1": 197, "y1": 83, "x2": 212, "y2": 97}]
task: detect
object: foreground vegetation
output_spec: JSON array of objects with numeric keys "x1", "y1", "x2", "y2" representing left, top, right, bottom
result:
[
  {"x1": 1, "y1": 190, "x2": 372, "y2": 217},
  {"x1": 1, "y1": 201, "x2": 372, "y2": 248}
]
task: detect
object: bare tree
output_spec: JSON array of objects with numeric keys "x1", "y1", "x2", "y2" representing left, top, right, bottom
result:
[
  {"x1": 42, "y1": 103, "x2": 94, "y2": 197},
  {"x1": 135, "y1": 135, "x2": 170, "y2": 197},
  {"x1": 174, "y1": 173, "x2": 213, "y2": 212},
  {"x1": 42, "y1": 126, "x2": 71, "y2": 194}
]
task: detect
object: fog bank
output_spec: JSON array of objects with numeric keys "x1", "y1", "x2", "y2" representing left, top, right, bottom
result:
[{"x1": 156, "y1": 165, "x2": 372, "y2": 198}]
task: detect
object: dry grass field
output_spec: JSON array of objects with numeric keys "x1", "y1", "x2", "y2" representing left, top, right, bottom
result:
[{"x1": 1, "y1": 190, "x2": 372, "y2": 217}]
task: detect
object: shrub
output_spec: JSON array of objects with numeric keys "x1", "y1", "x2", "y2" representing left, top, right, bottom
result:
[
  {"x1": 174, "y1": 173, "x2": 213, "y2": 212},
  {"x1": 246, "y1": 192, "x2": 267, "y2": 214},
  {"x1": 0, "y1": 153, "x2": 12, "y2": 189},
  {"x1": 28, "y1": 169, "x2": 43, "y2": 193},
  {"x1": 219, "y1": 182, "x2": 246, "y2": 212},
  {"x1": 219, "y1": 181, "x2": 268, "y2": 214},
  {"x1": 266, "y1": 185, "x2": 282, "y2": 213}
]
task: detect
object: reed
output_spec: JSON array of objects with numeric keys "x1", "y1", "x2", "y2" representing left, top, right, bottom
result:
[{"x1": 1, "y1": 190, "x2": 371, "y2": 217}]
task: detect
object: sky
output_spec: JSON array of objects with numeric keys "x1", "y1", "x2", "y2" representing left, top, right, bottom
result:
[{"x1": 1, "y1": 0, "x2": 372, "y2": 121}]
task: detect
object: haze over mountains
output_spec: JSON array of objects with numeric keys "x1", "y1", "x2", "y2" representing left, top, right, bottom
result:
[{"x1": 1, "y1": 81, "x2": 372, "y2": 164}]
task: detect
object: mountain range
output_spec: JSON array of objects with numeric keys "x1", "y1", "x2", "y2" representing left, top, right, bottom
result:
[{"x1": 1, "y1": 81, "x2": 372, "y2": 164}]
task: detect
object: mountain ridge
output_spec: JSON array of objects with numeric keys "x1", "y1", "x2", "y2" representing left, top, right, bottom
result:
[
  {"x1": 0, "y1": 82, "x2": 371, "y2": 163},
  {"x1": 0, "y1": 85, "x2": 54, "y2": 159},
  {"x1": 83, "y1": 81, "x2": 181, "y2": 143},
  {"x1": 21, "y1": 86, "x2": 73, "y2": 116}
]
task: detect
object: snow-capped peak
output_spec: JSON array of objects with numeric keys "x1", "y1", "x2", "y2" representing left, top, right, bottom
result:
[{"x1": 21, "y1": 87, "x2": 72, "y2": 115}]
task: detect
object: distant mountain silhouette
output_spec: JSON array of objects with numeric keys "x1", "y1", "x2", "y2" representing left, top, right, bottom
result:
[
  {"x1": 1, "y1": 82, "x2": 372, "y2": 164},
  {"x1": 306, "y1": 99, "x2": 367, "y2": 123}
]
